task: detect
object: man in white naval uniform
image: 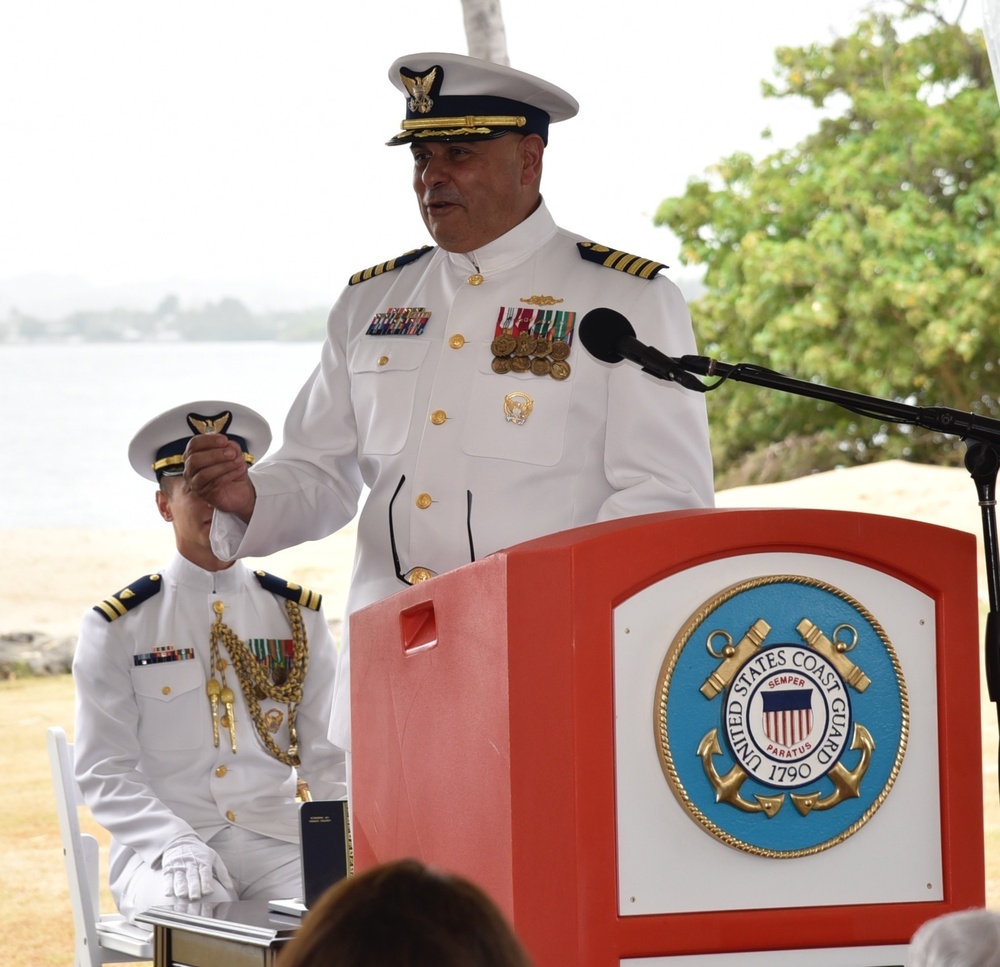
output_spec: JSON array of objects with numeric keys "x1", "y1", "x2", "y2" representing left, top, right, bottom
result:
[
  {"x1": 185, "y1": 54, "x2": 715, "y2": 773},
  {"x1": 73, "y1": 401, "x2": 346, "y2": 922}
]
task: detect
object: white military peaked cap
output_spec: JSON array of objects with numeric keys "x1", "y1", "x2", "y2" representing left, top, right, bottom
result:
[
  {"x1": 387, "y1": 51, "x2": 579, "y2": 146},
  {"x1": 127, "y1": 400, "x2": 272, "y2": 482}
]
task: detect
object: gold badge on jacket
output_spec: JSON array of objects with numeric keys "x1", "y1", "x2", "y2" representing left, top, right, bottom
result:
[{"x1": 503, "y1": 392, "x2": 534, "y2": 425}]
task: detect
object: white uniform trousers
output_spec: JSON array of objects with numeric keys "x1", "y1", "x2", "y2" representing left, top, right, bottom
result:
[{"x1": 114, "y1": 825, "x2": 300, "y2": 921}]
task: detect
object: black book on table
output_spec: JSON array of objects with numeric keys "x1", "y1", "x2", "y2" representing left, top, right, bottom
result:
[{"x1": 269, "y1": 800, "x2": 350, "y2": 917}]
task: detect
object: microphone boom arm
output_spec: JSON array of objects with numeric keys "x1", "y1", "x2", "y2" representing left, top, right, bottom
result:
[
  {"x1": 577, "y1": 304, "x2": 1000, "y2": 760},
  {"x1": 678, "y1": 354, "x2": 1000, "y2": 446},
  {"x1": 673, "y1": 350, "x2": 1000, "y2": 716}
]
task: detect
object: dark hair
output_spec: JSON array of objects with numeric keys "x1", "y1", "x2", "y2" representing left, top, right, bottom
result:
[
  {"x1": 156, "y1": 472, "x2": 184, "y2": 495},
  {"x1": 278, "y1": 859, "x2": 534, "y2": 967}
]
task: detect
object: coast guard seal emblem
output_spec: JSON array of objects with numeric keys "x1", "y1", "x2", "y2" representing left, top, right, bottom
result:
[{"x1": 654, "y1": 575, "x2": 908, "y2": 857}]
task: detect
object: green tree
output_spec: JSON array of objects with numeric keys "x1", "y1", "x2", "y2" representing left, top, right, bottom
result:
[{"x1": 655, "y1": 0, "x2": 1000, "y2": 487}]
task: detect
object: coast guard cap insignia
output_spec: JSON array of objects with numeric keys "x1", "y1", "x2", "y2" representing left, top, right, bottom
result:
[
  {"x1": 401, "y1": 67, "x2": 437, "y2": 114},
  {"x1": 188, "y1": 411, "x2": 232, "y2": 435},
  {"x1": 654, "y1": 575, "x2": 908, "y2": 858}
]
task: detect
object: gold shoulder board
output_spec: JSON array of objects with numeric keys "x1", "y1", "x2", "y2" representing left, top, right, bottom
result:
[
  {"x1": 93, "y1": 574, "x2": 163, "y2": 622},
  {"x1": 577, "y1": 241, "x2": 666, "y2": 280},
  {"x1": 348, "y1": 245, "x2": 434, "y2": 286},
  {"x1": 254, "y1": 570, "x2": 323, "y2": 611}
]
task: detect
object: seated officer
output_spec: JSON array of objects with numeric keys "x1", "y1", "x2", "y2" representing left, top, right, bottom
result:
[{"x1": 73, "y1": 400, "x2": 346, "y2": 921}]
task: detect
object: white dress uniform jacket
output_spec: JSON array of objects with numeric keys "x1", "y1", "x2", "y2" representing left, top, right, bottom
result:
[
  {"x1": 212, "y1": 201, "x2": 715, "y2": 751},
  {"x1": 73, "y1": 553, "x2": 346, "y2": 897}
]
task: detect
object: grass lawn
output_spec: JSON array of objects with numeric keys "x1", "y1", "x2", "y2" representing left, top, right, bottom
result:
[
  {"x1": 3, "y1": 675, "x2": 147, "y2": 967},
  {"x1": 6, "y1": 671, "x2": 998, "y2": 966}
]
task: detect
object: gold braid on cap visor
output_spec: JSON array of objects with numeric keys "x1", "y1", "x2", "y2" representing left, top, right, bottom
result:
[
  {"x1": 152, "y1": 452, "x2": 256, "y2": 475},
  {"x1": 395, "y1": 114, "x2": 527, "y2": 140}
]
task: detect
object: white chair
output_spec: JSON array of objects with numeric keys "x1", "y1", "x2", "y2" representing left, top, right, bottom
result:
[{"x1": 47, "y1": 726, "x2": 154, "y2": 966}]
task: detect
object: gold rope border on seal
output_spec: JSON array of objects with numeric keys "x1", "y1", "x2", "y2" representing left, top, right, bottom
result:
[{"x1": 653, "y1": 573, "x2": 910, "y2": 859}]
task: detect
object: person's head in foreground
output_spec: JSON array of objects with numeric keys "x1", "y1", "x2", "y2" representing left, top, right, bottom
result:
[
  {"x1": 908, "y1": 907, "x2": 1000, "y2": 967},
  {"x1": 278, "y1": 858, "x2": 533, "y2": 967}
]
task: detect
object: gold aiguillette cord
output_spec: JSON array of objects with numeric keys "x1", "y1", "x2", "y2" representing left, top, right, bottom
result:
[
  {"x1": 205, "y1": 597, "x2": 309, "y2": 767},
  {"x1": 206, "y1": 678, "x2": 221, "y2": 747},
  {"x1": 208, "y1": 600, "x2": 237, "y2": 753}
]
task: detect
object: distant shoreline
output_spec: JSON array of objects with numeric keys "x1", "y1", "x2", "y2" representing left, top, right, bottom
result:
[
  {"x1": 0, "y1": 335, "x2": 324, "y2": 344},
  {"x1": 0, "y1": 298, "x2": 331, "y2": 343}
]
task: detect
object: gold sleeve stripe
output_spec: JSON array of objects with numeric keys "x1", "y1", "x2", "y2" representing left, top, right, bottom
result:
[
  {"x1": 95, "y1": 598, "x2": 128, "y2": 620},
  {"x1": 349, "y1": 245, "x2": 434, "y2": 286},
  {"x1": 577, "y1": 241, "x2": 666, "y2": 280},
  {"x1": 254, "y1": 570, "x2": 323, "y2": 611},
  {"x1": 91, "y1": 574, "x2": 162, "y2": 622},
  {"x1": 351, "y1": 258, "x2": 398, "y2": 285}
]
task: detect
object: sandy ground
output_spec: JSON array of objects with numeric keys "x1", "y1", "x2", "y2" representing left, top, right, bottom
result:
[
  {"x1": 715, "y1": 458, "x2": 988, "y2": 580},
  {"x1": 1, "y1": 459, "x2": 989, "y2": 638},
  {"x1": 1, "y1": 524, "x2": 359, "y2": 639}
]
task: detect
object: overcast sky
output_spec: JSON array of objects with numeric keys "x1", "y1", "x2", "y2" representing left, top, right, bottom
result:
[{"x1": 0, "y1": 0, "x2": 985, "y2": 314}]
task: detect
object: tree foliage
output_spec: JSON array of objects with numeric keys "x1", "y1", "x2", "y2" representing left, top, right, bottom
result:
[{"x1": 655, "y1": 0, "x2": 1000, "y2": 486}]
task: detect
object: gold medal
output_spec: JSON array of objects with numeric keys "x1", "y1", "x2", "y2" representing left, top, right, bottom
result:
[
  {"x1": 491, "y1": 334, "x2": 516, "y2": 357},
  {"x1": 514, "y1": 334, "x2": 536, "y2": 356},
  {"x1": 492, "y1": 309, "x2": 575, "y2": 379}
]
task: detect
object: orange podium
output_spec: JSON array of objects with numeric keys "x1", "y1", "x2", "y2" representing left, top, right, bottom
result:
[{"x1": 349, "y1": 508, "x2": 984, "y2": 965}]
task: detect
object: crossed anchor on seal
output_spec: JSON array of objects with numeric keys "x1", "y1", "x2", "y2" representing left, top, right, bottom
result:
[{"x1": 697, "y1": 616, "x2": 875, "y2": 818}]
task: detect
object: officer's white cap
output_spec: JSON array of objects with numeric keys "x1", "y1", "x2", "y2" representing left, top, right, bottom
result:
[
  {"x1": 128, "y1": 400, "x2": 272, "y2": 482},
  {"x1": 387, "y1": 51, "x2": 578, "y2": 146}
]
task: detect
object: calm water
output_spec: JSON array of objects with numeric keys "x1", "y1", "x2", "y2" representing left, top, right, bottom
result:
[{"x1": 0, "y1": 341, "x2": 324, "y2": 528}]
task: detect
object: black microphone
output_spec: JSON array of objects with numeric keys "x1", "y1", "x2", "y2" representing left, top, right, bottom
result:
[{"x1": 577, "y1": 307, "x2": 705, "y2": 391}]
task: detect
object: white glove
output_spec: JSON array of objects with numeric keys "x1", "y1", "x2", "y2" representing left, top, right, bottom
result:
[{"x1": 162, "y1": 838, "x2": 234, "y2": 901}]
